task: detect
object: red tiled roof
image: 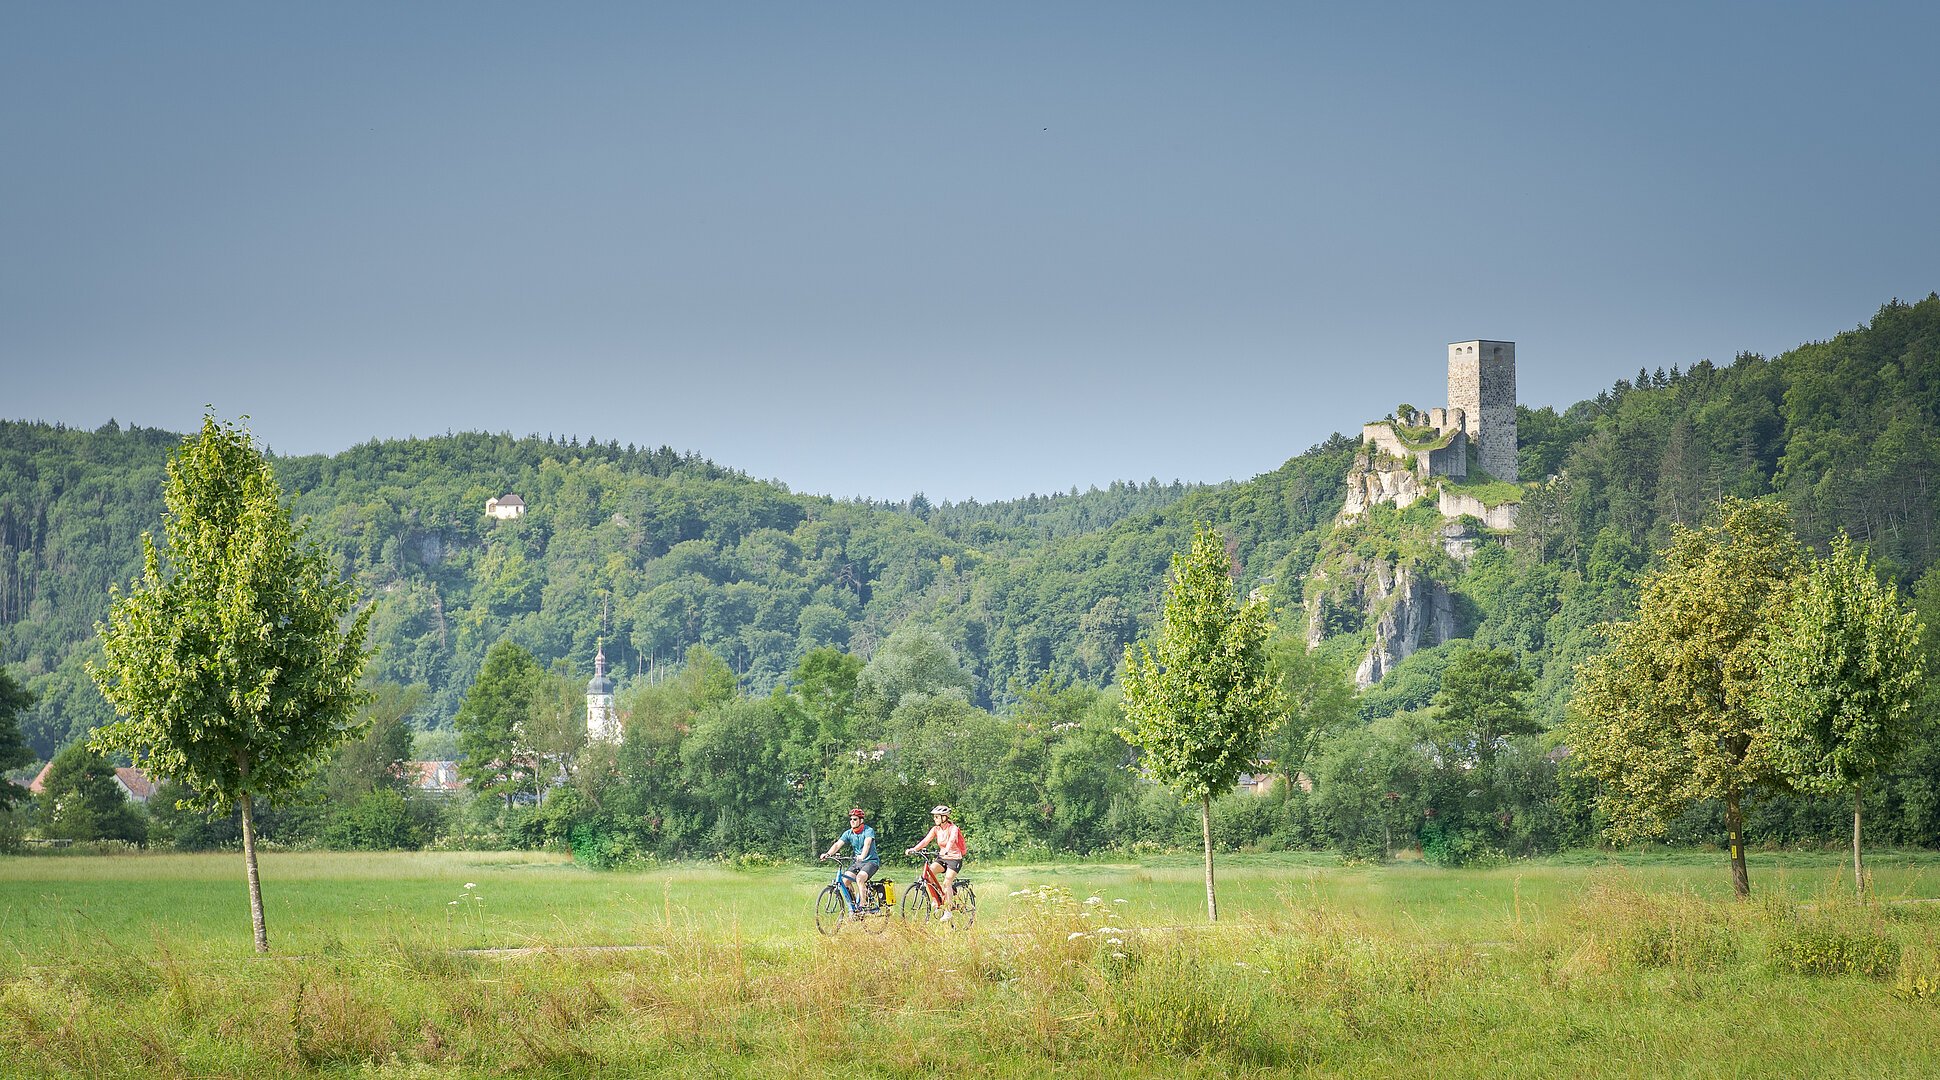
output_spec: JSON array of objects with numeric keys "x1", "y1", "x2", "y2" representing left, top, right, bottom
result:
[
  {"x1": 114, "y1": 767, "x2": 156, "y2": 802},
  {"x1": 406, "y1": 760, "x2": 466, "y2": 792}
]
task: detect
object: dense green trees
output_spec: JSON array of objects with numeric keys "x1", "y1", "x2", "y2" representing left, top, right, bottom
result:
[
  {"x1": 1262, "y1": 636, "x2": 1356, "y2": 790},
  {"x1": 0, "y1": 667, "x2": 31, "y2": 809}
]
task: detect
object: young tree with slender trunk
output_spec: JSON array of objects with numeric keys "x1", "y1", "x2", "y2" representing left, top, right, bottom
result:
[
  {"x1": 1564, "y1": 497, "x2": 1802, "y2": 898},
  {"x1": 1760, "y1": 535, "x2": 1925, "y2": 896},
  {"x1": 90, "y1": 415, "x2": 370, "y2": 952},
  {"x1": 1121, "y1": 523, "x2": 1283, "y2": 922}
]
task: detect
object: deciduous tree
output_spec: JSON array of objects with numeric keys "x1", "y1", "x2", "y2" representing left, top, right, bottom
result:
[
  {"x1": 37, "y1": 742, "x2": 147, "y2": 843},
  {"x1": 1565, "y1": 497, "x2": 1802, "y2": 897},
  {"x1": 1121, "y1": 523, "x2": 1283, "y2": 921},
  {"x1": 454, "y1": 640, "x2": 544, "y2": 808},
  {"x1": 1435, "y1": 645, "x2": 1538, "y2": 767},
  {"x1": 1760, "y1": 535, "x2": 1925, "y2": 894},
  {"x1": 1263, "y1": 635, "x2": 1356, "y2": 790},
  {"x1": 90, "y1": 416, "x2": 371, "y2": 950}
]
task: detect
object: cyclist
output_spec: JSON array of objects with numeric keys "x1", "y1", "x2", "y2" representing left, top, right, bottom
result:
[
  {"x1": 820, "y1": 808, "x2": 881, "y2": 911},
  {"x1": 906, "y1": 805, "x2": 967, "y2": 921}
]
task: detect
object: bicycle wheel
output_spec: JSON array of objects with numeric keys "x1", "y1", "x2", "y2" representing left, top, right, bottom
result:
[
  {"x1": 860, "y1": 891, "x2": 892, "y2": 934},
  {"x1": 900, "y1": 880, "x2": 934, "y2": 921},
  {"x1": 950, "y1": 883, "x2": 977, "y2": 930},
  {"x1": 815, "y1": 884, "x2": 847, "y2": 935}
]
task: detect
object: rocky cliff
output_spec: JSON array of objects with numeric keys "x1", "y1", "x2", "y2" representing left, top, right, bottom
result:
[{"x1": 1306, "y1": 550, "x2": 1458, "y2": 688}]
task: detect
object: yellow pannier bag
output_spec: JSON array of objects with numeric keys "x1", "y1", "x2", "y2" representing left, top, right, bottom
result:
[{"x1": 882, "y1": 880, "x2": 895, "y2": 904}]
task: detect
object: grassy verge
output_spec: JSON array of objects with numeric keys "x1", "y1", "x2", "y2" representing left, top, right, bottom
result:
[{"x1": 2, "y1": 851, "x2": 1937, "y2": 1077}]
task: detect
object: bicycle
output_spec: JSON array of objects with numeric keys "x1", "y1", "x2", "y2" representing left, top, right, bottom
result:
[
  {"x1": 899, "y1": 851, "x2": 976, "y2": 929},
  {"x1": 815, "y1": 856, "x2": 892, "y2": 935}
]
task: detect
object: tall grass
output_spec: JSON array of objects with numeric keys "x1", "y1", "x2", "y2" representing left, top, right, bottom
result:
[{"x1": 2, "y1": 851, "x2": 1937, "y2": 1077}]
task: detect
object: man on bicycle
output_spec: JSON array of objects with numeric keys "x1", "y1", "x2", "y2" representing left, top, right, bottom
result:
[
  {"x1": 820, "y1": 808, "x2": 881, "y2": 910},
  {"x1": 906, "y1": 805, "x2": 967, "y2": 921}
]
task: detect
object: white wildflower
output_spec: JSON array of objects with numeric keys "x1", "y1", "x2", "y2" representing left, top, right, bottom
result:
[
  {"x1": 1067, "y1": 931, "x2": 1088, "y2": 940},
  {"x1": 465, "y1": 882, "x2": 477, "y2": 890},
  {"x1": 1084, "y1": 896, "x2": 1102, "y2": 905},
  {"x1": 1107, "y1": 938, "x2": 1123, "y2": 946},
  {"x1": 1113, "y1": 898, "x2": 1128, "y2": 904},
  {"x1": 1111, "y1": 952, "x2": 1127, "y2": 959}
]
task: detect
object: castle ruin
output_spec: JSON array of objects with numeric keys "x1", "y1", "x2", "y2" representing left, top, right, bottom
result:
[
  {"x1": 1317, "y1": 339, "x2": 1523, "y2": 687},
  {"x1": 1342, "y1": 339, "x2": 1520, "y2": 529},
  {"x1": 1447, "y1": 340, "x2": 1517, "y2": 483}
]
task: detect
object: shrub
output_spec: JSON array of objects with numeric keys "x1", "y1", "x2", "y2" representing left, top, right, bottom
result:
[
  {"x1": 323, "y1": 789, "x2": 429, "y2": 850},
  {"x1": 569, "y1": 823, "x2": 651, "y2": 870},
  {"x1": 1616, "y1": 923, "x2": 1740, "y2": 971},
  {"x1": 1419, "y1": 819, "x2": 1505, "y2": 868},
  {"x1": 1768, "y1": 924, "x2": 1900, "y2": 979}
]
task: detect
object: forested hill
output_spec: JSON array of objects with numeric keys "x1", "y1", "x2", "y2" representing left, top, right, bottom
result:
[
  {"x1": 4, "y1": 294, "x2": 1939, "y2": 760},
  {"x1": 0, "y1": 419, "x2": 1243, "y2": 756}
]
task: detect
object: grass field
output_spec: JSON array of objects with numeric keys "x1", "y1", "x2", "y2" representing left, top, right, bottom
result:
[{"x1": 4, "y1": 849, "x2": 1939, "y2": 1077}]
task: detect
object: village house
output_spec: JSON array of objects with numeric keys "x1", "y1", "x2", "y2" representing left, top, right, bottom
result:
[{"x1": 27, "y1": 761, "x2": 155, "y2": 804}]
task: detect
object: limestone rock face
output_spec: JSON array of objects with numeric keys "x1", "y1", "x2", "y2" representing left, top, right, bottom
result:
[
  {"x1": 1306, "y1": 553, "x2": 1458, "y2": 688},
  {"x1": 1353, "y1": 563, "x2": 1456, "y2": 687},
  {"x1": 1341, "y1": 459, "x2": 1428, "y2": 516}
]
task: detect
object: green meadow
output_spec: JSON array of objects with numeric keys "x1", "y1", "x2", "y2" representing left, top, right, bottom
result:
[{"x1": 4, "y1": 850, "x2": 1939, "y2": 1077}]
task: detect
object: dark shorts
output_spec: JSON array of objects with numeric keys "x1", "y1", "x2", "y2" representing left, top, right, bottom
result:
[
  {"x1": 849, "y1": 859, "x2": 881, "y2": 876},
  {"x1": 936, "y1": 858, "x2": 963, "y2": 872}
]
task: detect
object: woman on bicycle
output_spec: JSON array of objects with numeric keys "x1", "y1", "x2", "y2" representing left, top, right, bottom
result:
[
  {"x1": 821, "y1": 808, "x2": 881, "y2": 910},
  {"x1": 906, "y1": 805, "x2": 967, "y2": 921}
]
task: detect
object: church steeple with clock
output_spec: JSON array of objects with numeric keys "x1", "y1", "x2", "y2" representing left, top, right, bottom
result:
[{"x1": 586, "y1": 640, "x2": 618, "y2": 743}]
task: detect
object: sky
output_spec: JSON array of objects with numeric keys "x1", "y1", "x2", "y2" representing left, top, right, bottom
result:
[{"x1": 4, "y1": 3, "x2": 1937, "y2": 502}]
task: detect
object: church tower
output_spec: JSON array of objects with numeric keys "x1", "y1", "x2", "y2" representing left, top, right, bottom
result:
[
  {"x1": 1447, "y1": 340, "x2": 1518, "y2": 482},
  {"x1": 586, "y1": 641, "x2": 618, "y2": 743}
]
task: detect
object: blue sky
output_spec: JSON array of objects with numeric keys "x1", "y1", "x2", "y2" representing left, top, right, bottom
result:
[{"x1": 4, "y1": 2, "x2": 1936, "y2": 501}]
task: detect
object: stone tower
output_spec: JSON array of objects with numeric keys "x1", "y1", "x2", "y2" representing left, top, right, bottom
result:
[
  {"x1": 586, "y1": 641, "x2": 618, "y2": 743},
  {"x1": 1446, "y1": 340, "x2": 1517, "y2": 482}
]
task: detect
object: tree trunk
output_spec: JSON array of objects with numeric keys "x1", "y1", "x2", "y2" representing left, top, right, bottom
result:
[
  {"x1": 1201, "y1": 795, "x2": 1218, "y2": 923},
  {"x1": 1853, "y1": 783, "x2": 1865, "y2": 899},
  {"x1": 1725, "y1": 790, "x2": 1749, "y2": 899},
  {"x1": 239, "y1": 790, "x2": 269, "y2": 953}
]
